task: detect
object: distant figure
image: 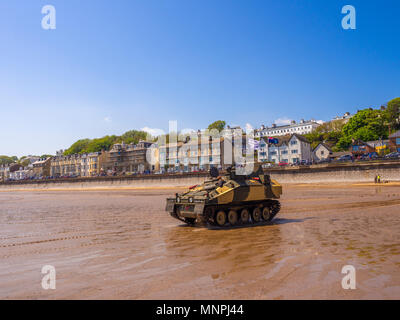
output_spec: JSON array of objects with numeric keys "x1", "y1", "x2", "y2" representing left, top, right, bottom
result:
[
  {"x1": 374, "y1": 175, "x2": 378, "y2": 184},
  {"x1": 377, "y1": 175, "x2": 381, "y2": 183}
]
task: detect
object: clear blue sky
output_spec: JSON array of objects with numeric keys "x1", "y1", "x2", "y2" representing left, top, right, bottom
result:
[{"x1": 0, "y1": 0, "x2": 399, "y2": 157}]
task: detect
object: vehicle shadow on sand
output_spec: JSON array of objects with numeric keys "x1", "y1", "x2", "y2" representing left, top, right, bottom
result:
[{"x1": 178, "y1": 217, "x2": 314, "y2": 230}]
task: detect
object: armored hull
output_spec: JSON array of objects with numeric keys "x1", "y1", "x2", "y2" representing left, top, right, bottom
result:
[{"x1": 166, "y1": 166, "x2": 282, "y2": 227}]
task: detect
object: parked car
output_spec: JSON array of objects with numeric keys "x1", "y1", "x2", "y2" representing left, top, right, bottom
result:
[
  {"x1": 316, "y1": 158, "x2": 332, "y2": 164},
  {"x1": 337, "y1": 154, "x2": 353, "y2": 162},
  {"x1": 262, "y1": 163, "x2": 275, "y2": 168},
  {"x1": 360, "y1": 152, "x2": 379, "y2": 160},
  {"x1": 278, "y1": 161, "x2": 288, "y2": 167},
  {"x1": 299, "y1": 159, "x2": 312, "y2": 165},
  {"x1": 384, "y1": 152, "x2": 400, "y2": 159}
]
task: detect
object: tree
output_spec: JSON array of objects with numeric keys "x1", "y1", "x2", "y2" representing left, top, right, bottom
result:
[
  {"x1": 384, "y1": 97, "x2": 400, "y2": 132},
  {"x1": 63, "y1": 129, "x2": 150, "y2": 155},
  {"x1": 335, "y1": 108, "x2": 388, "y2": 150},
  {"x1": 120, "y1": 130, "x2": 150, "y2": 144},
  {"x1": 20, "y1": 159, "x2": 30, "y2": 167},
  {"x1": 304, "y1": 121, "x2": 344, "y2": 149},
  {"x1": 64, "y1": 139, "x2": 91, "y2": 155},
  {"x1": 82, "y1": 135, "x2": 118, "y2": 153},
  {"x1": 0, "y1": 155, "x2": 18, "y2": 165},
  {"x1": 208, "y1": 120, "x2": 226, "y2": 132}
]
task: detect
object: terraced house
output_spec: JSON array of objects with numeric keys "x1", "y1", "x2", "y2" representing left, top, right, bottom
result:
[
  {"x1": 0, "y1": 163, "x2": 23, "y2": 181},
  {"x1": 50, "y1": 151, "x2": 106, "y2": 177},
  {"x1": 258, "y1": 134, "x2": 312, "y2": 164},
  {"x1": 158, "y1": 133, "x2": 260, "y2": 172},
  {"x1": 255, "y1": 119, "x2": 320, "y2": 138},
  {"x1": 158, "y1": 141, "x2": 183, "y2": 171},
  {"x1": 104, "y1": 140, "x2": 154, "y2": 174},
  {"x1": 32, "y1": 157, "x2": 51, "y2": 177},
  {"x1": 158, "y1": 137, "x2": 223, "y2": 172}
]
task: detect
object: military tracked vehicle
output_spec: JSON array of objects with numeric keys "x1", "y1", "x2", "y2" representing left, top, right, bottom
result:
[{"x1": 165, "y1": 166, "x2": 282, "y2": 227}]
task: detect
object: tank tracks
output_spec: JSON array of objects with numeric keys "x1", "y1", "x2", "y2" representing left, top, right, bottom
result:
[{"x1": 203, "y1": 200, "x2": 281, "y2": 227}]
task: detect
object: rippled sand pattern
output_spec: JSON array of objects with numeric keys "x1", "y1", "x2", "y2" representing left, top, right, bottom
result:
[{"x1": 0, "y1": 185, "x2": 399, "y2": 299}]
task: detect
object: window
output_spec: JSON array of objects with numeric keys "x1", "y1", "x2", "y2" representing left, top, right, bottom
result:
[
  {"x1": 396, "y1": 138, "x2": 400, "y2": 145},
  {"x1": 291, "y1": 149, "x2": 298, "y2": 154},
  {"x1": 281, "y1": 150, "x2": 288, "y2": 154},
  {"x1": 321, "y1": 151, "x2": 324, "y2": 155},
  {"x1": 290, "y1": 140, "x2": 297, "y2": 145},
  {"x1": 282, "y1": 159, "x2": 288, "y2": 163},
  {"x1": 270, "y1": 151, "x2": 277, "y2": 155},
  {"x1": 352, "y1": 146, "x2": 359, "y2": 151}
]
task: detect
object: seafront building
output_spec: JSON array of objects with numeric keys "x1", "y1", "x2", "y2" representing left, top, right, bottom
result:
[
  {"x1": 158, "y1": 137, "x2": 224, "y2": 172},
  {"x1": 103, "y1": 140, "x2": 154, "y2": 174},
  {"x1": 258, "y1": 134, "x2": 312, "y2": 164},
  {"x1": 389, "y1": 130, "x2": 400, "y2": 152},
  {"x1": 0, "y1": 164, "x2": 19, "y2": 181},
  {"x1": 158, "y1": 133, "x2": 267, "y2": 172},
  {"x1": 0, "y1": 165, "x2": 9, "y2": 181},
  {"x1": 366, "y1": 140, "x2": 389, "y2": 154},
  {"x1": 87, "y1": 152, "x2": 105, "y2": 176},
  {"x1": 50, "y1": 151, "x2": 107, "y2": 177},
  {"x1": 312, "y1": 143, "x2": 333, "y2": 162},
  {"x1": 9, "y1": 168, "x2": 32, "y2": 180},
  {"x1": 255, "y1": 119, "x2": 320, "y2": 138},
  {"x1": 158, "y1": 141, "x2": 184, "y2": 172},
  {"x1": 51, "y1": 152, "x2": 84, "y2": 177},
  {"x1": 32, "y1": 157, "x2": 51, "y2": 178}
]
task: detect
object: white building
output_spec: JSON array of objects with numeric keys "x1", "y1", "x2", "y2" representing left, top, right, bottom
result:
[
  {"x1": 0, "y1": 165, "x2": 10, "y2": 181},
  {"x1": 258, "y1": 134, "x2": 312, "y2": 164},
  {"x1": 9, "y1": 168, "x2": 33, "y2": 180},
  {"x1": 255, "y1": 119, "x2": 320, "y2": 138},
  {"x1": 331, "y1": 112, "x2": 352, "y2": 122}
]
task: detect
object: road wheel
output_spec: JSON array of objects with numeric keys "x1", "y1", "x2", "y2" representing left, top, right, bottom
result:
[
  {"x1": 262, "y1": 206, "x2": 271, "y2": 221},
  {"x1": 252, "y1": 207, "x2": 261, "y2": 222},
  {"x1": 227, "y1": 210, "x2": 238, "y2": 225},
  {"x1": 215, "y1": 210, "x2": 227, "y2": 227},
  {"x1": 240, "y1": 208, "x2": 250, "y2": 224}
]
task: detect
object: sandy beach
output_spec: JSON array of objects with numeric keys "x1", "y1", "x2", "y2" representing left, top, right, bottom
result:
[{"x1": 0, "y1": 183, "x2": 399, "y2": 299}]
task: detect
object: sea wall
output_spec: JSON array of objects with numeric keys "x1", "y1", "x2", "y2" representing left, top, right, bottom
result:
[
  {"x1": 1, "y1": 161, "x2": 399, "y2": 191},
  {"x1": 268, "y1": 161, "x2": 400, "y2": 183}
]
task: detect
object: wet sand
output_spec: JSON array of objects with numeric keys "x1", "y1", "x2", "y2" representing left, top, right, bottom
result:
[{"x1": 0, "y1": 184, "x2": 399, "y2": 299}]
